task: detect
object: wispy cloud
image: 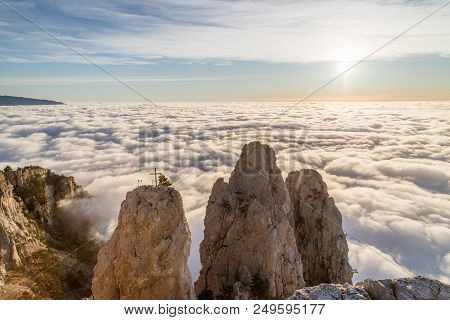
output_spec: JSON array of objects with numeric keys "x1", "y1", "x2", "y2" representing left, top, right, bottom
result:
[
  {"x1": 0, "y1": 75, "x2": 223, "y2": 85},
  {"x1": 1, "y1": 0, "x2": 449, "y2": 64}
]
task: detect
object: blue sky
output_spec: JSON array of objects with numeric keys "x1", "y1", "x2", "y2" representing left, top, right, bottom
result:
[{"x1": 0, "y1": 0, "x2": 449, "y2": 101}]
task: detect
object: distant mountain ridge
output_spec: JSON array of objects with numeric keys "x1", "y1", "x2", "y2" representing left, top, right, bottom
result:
[{"x1": 0, "y1": 95, "x2": 63, "y2": 106}]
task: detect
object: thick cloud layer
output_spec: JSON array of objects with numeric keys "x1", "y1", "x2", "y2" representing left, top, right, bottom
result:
[{"x1": 0, "y1": 101, "x2": 449, "y2": 283}]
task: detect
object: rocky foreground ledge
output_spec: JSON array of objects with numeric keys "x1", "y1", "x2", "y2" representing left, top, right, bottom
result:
[{"x1": 291, "y1": 276, "x2": 450, "y2": 300}]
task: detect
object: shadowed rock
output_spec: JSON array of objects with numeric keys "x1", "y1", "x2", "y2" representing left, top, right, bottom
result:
[
  {"x1": 0, "y1": 166, "x2": 92, "y2": 299},
  {"x1": 286, "y1": 169, "x2": 353, "y2": 286}
]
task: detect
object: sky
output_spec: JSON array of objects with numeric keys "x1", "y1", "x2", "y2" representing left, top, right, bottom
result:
[{"x1": 0, "y1": 0, "x2": 449, "y2": 102}]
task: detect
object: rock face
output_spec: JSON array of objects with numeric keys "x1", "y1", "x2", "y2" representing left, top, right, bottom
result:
[
  {"x1": 291, "y1": 283, "x2": 369, "y2": 300},
  {"x1": 291, "y1": 276, "x2": 450, "y2": 300},
  {"x1": 0, "y1": 172, "x2": 44, "y2": 284},
  {"x1": 0, "y1": 166, "x2": 94, "y2": 299},
  {"x1": 359, "y1": 277, "x2": 450, "y2": 300},
  {"x1": 92, "y1": 186, "x2": 194, "y2": 300},
  {"x1": 195, "y1": 141, "x2": 304, "y2": 299},
  {"x1": 3, "y1": 166, "x2": 84, "y2": 225},
  {"x1": 286, "y1": 170, "x2": 353, "y2": 286}
]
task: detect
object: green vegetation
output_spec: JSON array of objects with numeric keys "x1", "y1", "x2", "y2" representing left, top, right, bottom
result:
[
  {"x1": 250, "y1": 273, "x2": 270, "y2": 299},
  {"x1": 3, "y1": 165, "x2": 12, "y2": 172},
  {"x1": 158, "y1": 173, "x2": 172, "y2": 187},
  {"x1": 15, "y1": 174, "x2": 48, "y2": 211},
  {"x1": 8, "y1": 249, "x2": 91, "y2": 299},
  {"x1": 45, "y1": 173, "x2": 66, "y2": 186},
  {"x1": 29, "y1": 250, "x2": 66, "y2": 298},
  {"x1": 23, "y1": 165, "x2": 42, "y2": 170}
]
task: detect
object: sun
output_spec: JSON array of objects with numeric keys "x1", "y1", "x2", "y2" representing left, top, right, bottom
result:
[{"x1": 337, "y1": 61, "x2": 355, "y2": 75}]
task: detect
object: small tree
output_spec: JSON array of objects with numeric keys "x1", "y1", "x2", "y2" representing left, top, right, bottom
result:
[
  {"x1": 158, "y1": 173, "x2": 172, "y2": 187},
  {"x1": 16, "y1": 174, "x2": 48, "y2": 209},
  {"x1": 3, "y1": 165, "x2": 12, "y2": 172}
]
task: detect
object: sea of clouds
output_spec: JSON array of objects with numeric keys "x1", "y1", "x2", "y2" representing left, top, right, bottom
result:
[{"x1": 0, "y1": 101, "x2": 449, "y2": 283}]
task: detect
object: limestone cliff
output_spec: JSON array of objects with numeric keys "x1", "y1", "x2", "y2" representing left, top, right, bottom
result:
[
  {"x1": 92, "y1": 186, "x2": 194, "y2": 300},
  {"x1": 195, "y1": 141, "x2": 304, "y2": 299},
  {"x1": 0, "y1": 171, "x2": 44, "y2": 285},
  {"x1": 0, "y1": 166, "x2": 94, "y2": 299},
  {"x1": 291, "y1": 276, "x2": 449, "y2": 300},
  {"x1": 3, "y1": 166, "x2": 84, "y2": 225},
  {"x1": 286, "y1": 170, "x2": 353, "y2": 286}
]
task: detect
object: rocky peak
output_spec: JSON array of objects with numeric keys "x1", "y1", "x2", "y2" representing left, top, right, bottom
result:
[
  {"x1": 3, "y1": 166, "x2": 84, "y2": 225},
  {"x1": 228, "y1": 141, "x2": 292, "y2": 214},
  {"x1": 195, "y1": 141, "x2": 304, "y2": 299},
  {"x1": 286, "y1": 169, "x2": 353, "y2": 286},
  {"x1": 92, "y1": 186, "x2": 194, "y2": 300}
]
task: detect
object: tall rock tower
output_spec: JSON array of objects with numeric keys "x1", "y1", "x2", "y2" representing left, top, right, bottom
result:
[
  {"x1": 92, "y1": 186, "x2": 194, "y2": 299},
  {"x1": 286, "y1": 169, "x2": 353, "y2": 286},
  {"x1": 195, "y1": 141, "x2": 305, "y2": 299}
]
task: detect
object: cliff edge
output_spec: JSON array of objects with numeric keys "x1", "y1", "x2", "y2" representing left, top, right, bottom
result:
[{"x1": 0, "y1": 166, "x2": 95, "y2": 299}]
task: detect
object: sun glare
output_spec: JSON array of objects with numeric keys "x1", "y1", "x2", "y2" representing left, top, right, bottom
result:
[{"x1": 337, "y1": 61, "x2": 355, "y2": 75}]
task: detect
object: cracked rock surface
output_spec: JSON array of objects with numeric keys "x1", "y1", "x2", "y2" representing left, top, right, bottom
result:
[
  {"x1": 359, "y1": 276, "x2": 450, "y2": 300},
  {"x1": 195, "y1": 141, "x2": 304, "y2": 299},
  {"x1": 0, "y1": 166, "x2": 92, "y2": 299},
  {"x1": 92, "y1": 186, "x2": 194, "y2": 300},
  {"x1": 286, "y1": 169, "x2": 353, "y2": 286},
  {"x1": 291, "y1": 283, "x2": 369, "y2": 300},
  {"x1": 291, "y1": 276, "x2": 449, "y2": 300}
]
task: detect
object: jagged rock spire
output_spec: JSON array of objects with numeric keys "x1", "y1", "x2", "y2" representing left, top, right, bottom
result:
[
  {"x1": 92, "y1": 186, "x2": 194, "y2": 300},
  {"x1": 195, "y1": 141, "x2": 304, "y2": 299},
  {"x1": 286, "y1": 169, "x2": 353, "y2": 286}
]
